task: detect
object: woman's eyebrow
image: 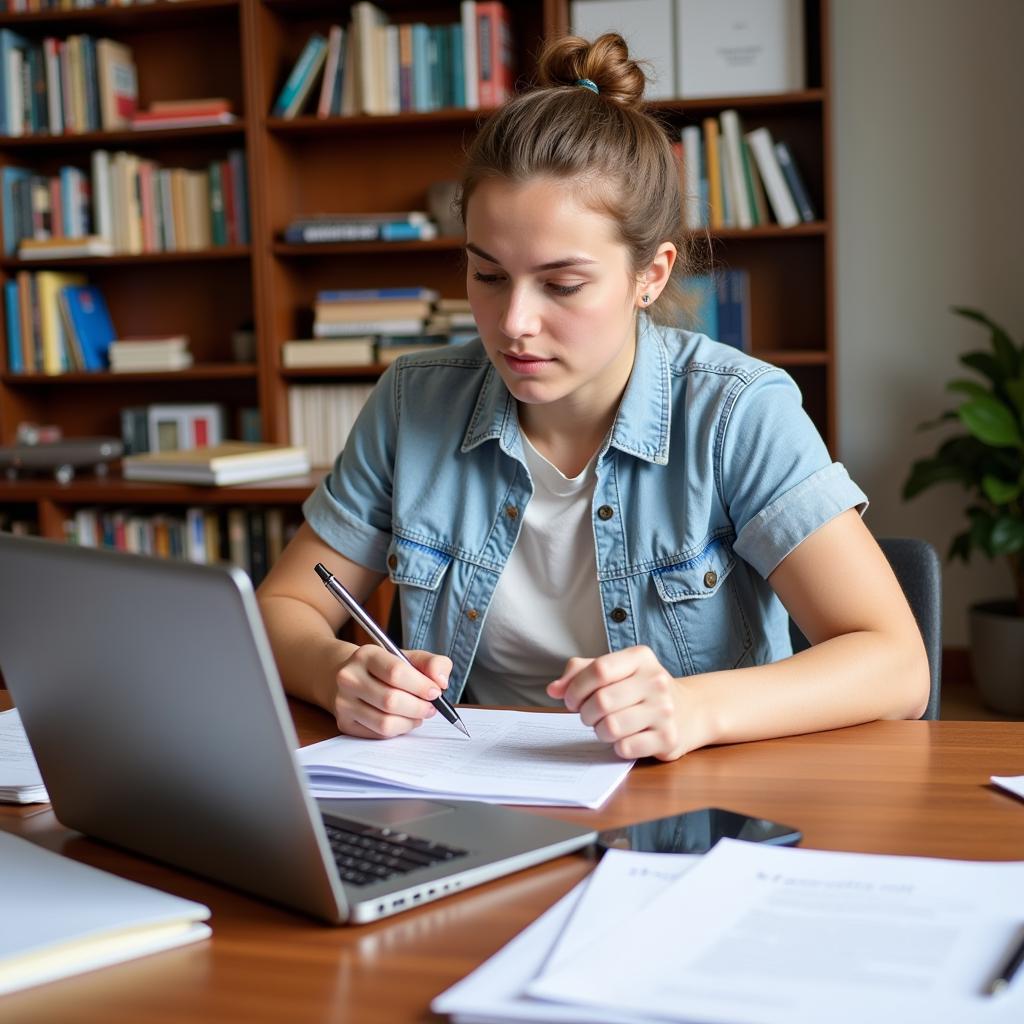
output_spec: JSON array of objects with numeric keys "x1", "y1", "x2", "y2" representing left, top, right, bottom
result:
[{"x1": 465, "y1": 242, "x2": 598, "y2": 273}]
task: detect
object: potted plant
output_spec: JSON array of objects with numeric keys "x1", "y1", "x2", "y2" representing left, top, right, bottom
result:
[{"x1": 903, "y1": 307, "x2": 1024, "y2": 714}]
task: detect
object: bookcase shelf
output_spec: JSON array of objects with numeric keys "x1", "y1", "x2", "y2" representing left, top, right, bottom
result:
[
  {"x1": 0, "y1": 123, "x2": 247, "y2": 150},
  {"x1": 0, "y1": 0, "x2": 240, "y2": 32},
  {"x1": 0, "y1": 0, "x2": 836, "y2": 572}
]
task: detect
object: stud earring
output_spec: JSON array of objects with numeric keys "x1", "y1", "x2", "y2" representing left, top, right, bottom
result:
[{"x1": 641, "y1": 294, "x2": 651, "y2": 305}]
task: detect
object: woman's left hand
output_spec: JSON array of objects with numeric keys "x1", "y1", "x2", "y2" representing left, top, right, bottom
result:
[{"x1": 547, "y1": 646, "x2": 709, "y2": 761}]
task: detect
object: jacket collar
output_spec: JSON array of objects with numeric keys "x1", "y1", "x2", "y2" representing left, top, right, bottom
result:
[{"x1": 461, "y1": 319, "x2": 671, "y2": 465}]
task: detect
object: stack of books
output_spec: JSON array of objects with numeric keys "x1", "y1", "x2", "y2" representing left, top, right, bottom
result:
[
  {"x1": 131, "y1": 97, "x2": 238, "y2": 131},
  {"x1": 283, "y1": 211, "x2": 438, "y2": 244},
  {"x1": 313, "y1": 286, "x2": 437, "y2": 339},
  {"x1": 122, "y1": 441, "x2": 311, "y2": 487},
  {"x1": 425, "y1": 298, "x2": 477, "y2": 343},
  {"x1": 109, "y1": 335, "x2": 193, "y2": 373}
]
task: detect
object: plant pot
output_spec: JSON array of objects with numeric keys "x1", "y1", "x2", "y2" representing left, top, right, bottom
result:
[{"x1": 969, "y1": 600, "x2": 1024, "y2": 715}]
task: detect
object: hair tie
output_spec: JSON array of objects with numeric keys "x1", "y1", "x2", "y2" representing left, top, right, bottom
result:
[{"x1": 575, "y1": 78, "x2": 599, "y2": 94}]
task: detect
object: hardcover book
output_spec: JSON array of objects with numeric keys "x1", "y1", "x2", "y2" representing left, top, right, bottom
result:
[
  {"x1": 122, "y1": 442, "x2": 312, "y2": 486},
  {"x1": 59, "y1": 284, "x2": 116, "y2": 371}
]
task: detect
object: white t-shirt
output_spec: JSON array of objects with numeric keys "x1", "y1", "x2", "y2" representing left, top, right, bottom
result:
[{"x1": 466, "y1": 435, "x2": 609, "y2": 706}]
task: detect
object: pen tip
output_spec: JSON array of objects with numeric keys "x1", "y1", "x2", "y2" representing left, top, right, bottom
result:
[
  {"x1": 455, "y1": 719, "x2": 471, "y2": 739},
  {"x1": 314, "y1": 563, "x2": 331, "y2": 583}
]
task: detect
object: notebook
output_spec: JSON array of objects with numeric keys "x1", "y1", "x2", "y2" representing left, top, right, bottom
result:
[
  {"x1": 0, "y1": 831, "x2": 209, "y2": 996},
  {"x1": 0, "y1": 534, "x2": 596, "y2": 924}
]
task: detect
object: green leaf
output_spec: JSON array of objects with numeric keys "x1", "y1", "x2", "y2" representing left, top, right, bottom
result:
[
  {"x1": 968, "y1": 507, "x2": 995, "y2": 556},
  {"x1": 948, "y1": 530, "x2": 972, "y2": 563},
  {"x1": 981, "y1": 474, "x2": 1022, "y2": 505},
  {"x1": 960, "y1": 351, "x2": 1003, "y2": 386},
  {"x1": 947, "y1": 379, "x2": 990, "y2": 401},
  {"x1": 916, "y1": 410, "x2": 959, "y2": 431},
  {"x1": 952, "y1": 306, "x2": 1021, "y2": 376},
  {"x1": 989, "y1": 517, "x2": 1024, "y2": 555},
  {"x1": 902, "y1": 458, "x2": 968, "y2": 499},
  {"x1": 958, "y1": 396, "x2": 1024, "y2": 448}
]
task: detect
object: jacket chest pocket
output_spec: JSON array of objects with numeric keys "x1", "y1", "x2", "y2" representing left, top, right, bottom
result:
[
  {"x1": 386, "y1": 539, "x2": 453, "y2": 650},
  {"x1": 651, "y1": 539, "x2": 752, "y2": 676}
]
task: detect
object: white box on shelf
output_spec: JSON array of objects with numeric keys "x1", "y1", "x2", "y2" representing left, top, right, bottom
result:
[{"x1": 676, "y1": 0, "x2": 805, "y2": 98}]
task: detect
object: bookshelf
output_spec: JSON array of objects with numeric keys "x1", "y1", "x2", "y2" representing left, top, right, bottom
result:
[{"x1": 0, "y1": 0, "x2": 835, "y2": 622}]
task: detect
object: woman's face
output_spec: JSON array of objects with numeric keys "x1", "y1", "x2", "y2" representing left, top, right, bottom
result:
[{"x1": 464, "y1": 176, "x2": 644, "y2": 420}]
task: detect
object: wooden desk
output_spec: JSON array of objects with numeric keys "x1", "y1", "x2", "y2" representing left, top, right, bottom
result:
[{"x1": 3, "y1": 693, "x2": 1024, "y2": 1024}]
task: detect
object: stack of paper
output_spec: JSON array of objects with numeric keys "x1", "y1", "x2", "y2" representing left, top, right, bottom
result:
[
  {"x1": 297, "y1": 708, "x2": 633, "y2": 809},
  {"x1": 435, "y1": 840, "x2": 1024, "y2": 1023},
  {"x1": 0, "y1": 708, "x2": 48, "y2": 804},
  {"x1": 0, "y1": 831, "x2": 210, "y2": 996}
]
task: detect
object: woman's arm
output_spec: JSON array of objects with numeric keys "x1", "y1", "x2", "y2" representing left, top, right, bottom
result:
[
  {"x1": 256, "y1": 523, "x2": 451, "y2": 737},
  {"x1": 549, "y1": 509, "x2": 930, "y2": 759}
]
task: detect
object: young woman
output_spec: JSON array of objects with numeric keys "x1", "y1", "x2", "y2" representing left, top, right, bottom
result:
[{"x1": 257, "y1": 34, "x2": 928, "y2": 761}]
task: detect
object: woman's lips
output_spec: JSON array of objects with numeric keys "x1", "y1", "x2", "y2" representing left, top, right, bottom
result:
[{"x1": 503, "y1": 352, "x2": 553, "y2": 374}]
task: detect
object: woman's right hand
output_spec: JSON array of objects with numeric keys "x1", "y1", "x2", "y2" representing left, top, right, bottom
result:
[{"x1": 330, "y1": 645, "x2": 453, "y2": 740}]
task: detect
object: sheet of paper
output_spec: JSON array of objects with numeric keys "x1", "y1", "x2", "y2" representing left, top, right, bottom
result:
[
  {"x1": 529, "y1": 838, "x2": 1024, "y2": 1024},
  {"x1": 432, "y1": 850, "x2": 697, "y2": 1024},
  {"x1": 0, "y1": 708, "x2": 48, "y2": 802},
  {"x1": 991, "y1": 775, "x2": 1024, "y2": 801},
  {"x1": 298, "y1": 708, "x2": 633, "y2": 808}
]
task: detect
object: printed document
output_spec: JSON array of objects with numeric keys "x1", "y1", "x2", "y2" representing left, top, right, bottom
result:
[
  {"x1": 992, "y1": 775, "x2": 1024, "y2": 801},
  {"x1": 298, "y1": 707, "x2": 632, "y2": 808},
  {"x1": 0, "y1": 708, "x2": 48, "y2": 803},
  {"x1": 529, "y1": 839, "x2": 1024, "y2": 1023}
]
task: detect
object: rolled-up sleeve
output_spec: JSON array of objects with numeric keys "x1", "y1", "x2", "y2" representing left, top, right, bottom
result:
[
  {"x1": 721, "y1": 368, "x2": 868, "y2": 579},
  {"x1": 302, "y1": 366, "x2": 399, "y2": 572}
]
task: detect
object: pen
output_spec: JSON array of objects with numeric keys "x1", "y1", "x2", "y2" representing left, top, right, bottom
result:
[
  {"x1": 985, "y1": 923, "x2": 1024, "y2": 996},
  {"x1": 314, "y1": 563, "x2": 470, "y2": 738}
]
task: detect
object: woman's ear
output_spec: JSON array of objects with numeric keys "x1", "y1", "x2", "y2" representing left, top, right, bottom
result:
[{"x1": 635, "y1": 242, "x2": 677, "y2": 308}]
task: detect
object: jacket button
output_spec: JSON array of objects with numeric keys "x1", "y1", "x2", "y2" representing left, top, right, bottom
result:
[
  {"x1": 610, "y1": 607, "x2": 628, "y2": 623},
  {"x1": 505, "y1": 505, "x2": 518, "y2": 519},
  {"x1": 597, "y1": 504, "x2": 614, "y2": 520},
  {"x1": 704, "y1": 570, "x2": 718, "y2": 588},
  {"x1": 466, "y1": 609, "x2": 479, "y2": 621},
  {"x1": 387, "y1": 554, "x2": 398, "y2": 570}
]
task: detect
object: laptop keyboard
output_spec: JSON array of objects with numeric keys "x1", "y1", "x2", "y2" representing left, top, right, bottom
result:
[{"x1": 324, "y1": 819, "x2": 468, "y2": 887}]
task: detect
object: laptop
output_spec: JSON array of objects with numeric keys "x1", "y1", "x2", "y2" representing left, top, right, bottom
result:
[{"x1": 0, "y1": 533, "x2": 596, "y2": 924}]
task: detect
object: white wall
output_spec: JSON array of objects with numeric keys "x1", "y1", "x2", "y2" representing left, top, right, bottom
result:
[{"x1": 832, "y1": 0, "x2": 1024, "y2": 644}]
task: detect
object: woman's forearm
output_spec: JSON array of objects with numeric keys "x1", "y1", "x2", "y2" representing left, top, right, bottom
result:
[
  {"x1": 683, "y1": 628, "x2": 930, "y2": 748},
  {"x1": 258, "y1": 593, "x2": 357, "y2": 712}
]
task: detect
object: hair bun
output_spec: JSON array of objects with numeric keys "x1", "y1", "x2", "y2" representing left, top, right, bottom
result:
[{"x1": 537, "y1": 33, "x2": 647, "y2": 110}]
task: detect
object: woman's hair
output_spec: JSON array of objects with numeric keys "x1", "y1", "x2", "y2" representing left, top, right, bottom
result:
[{"x1": 459, "y1": 33, "x2": 701, "y2": 326}]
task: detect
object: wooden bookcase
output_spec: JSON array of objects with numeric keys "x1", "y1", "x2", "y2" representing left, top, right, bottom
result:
[{"x1": 0, "y1": 0, "x2": 834, "y2": 603}]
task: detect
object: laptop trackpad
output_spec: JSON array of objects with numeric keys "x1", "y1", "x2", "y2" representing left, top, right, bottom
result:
[{"x1": 317, "y1": 798, "x2": 457, "y2": 828}]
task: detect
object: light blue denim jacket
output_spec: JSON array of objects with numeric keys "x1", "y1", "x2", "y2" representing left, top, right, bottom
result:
[{"x1": 305, "y1": 323, "x2": 867, "y2": 701}]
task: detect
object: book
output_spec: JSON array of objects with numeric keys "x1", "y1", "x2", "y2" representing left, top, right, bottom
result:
[
  {"x1": 284, "y1": 213, "x2": 437, "y2": 244},
  {"x1": 476, "y1": 2, "x2": 514, "y2": 108},
  {"x1": 716, "y1": 268, "x2": 751, "y2": 350},
  {"x1": 316, "y1": 286, "x2": 439, "y2": 303},
  {"x1": 37, "y1": 270, "x2": 86, "y2": 374},
  {"x1": 314, "y1": 318, "x2": 425, "y2": 338},
  {"x1": 18, "y1": 235, "x2": 115, "y2": 260},
  {"x1": 461, "y1": 1, "x2": 479, "y2": 108},
  {"x1": 4, "y1": 278, "x2": 22, "y2": 373},
  {"x1": 282, "y1": 338, "x2": 377, "y2": 368},
  {"x1": 314, "y1": 298, "x2": 435, "y2": 321},
  {"x1": 675, "y1": 0, "x2": 805, "y2": 98},
  {"x1": 0, "y1": 709, "x2": 47, "y2": 804},
  {"x1": 96, "y1": 37, "x2": 137, "y2": 130},
  {"x1": 59, "y1": 284, "x2": 116, "y2": 371},
  {"x1": 377, "y1": 340, "x2": 448, "y2": 364},
  {"x1": 702, "y1": 117, "x2": 724, "y2": 229},
  {"x1": 773, "y1": 139, "x2": 817, "y2": 221},
  {"x1": 719, "y1": 109, "x2": 753, "y2": 229},
  {"x1": 131, "y1": 111, "x2": 238, "y2": 130},
  {"x1": 271, "y1": 32, "x2": 328, "y2": 118},
  {"x1": 681, "y1": 274, "x2": 718, "y2": 338},
  {"x1": 744, "y1": 126, "x2": 800, "y2": 227},
  {"x1": 317, "y1": 25, "x2": 345, "y2": 118},
  {"x1": 571, "y1": 0, "x2": 677, "y2": 99},
  {"x1": 122, "y1": 442, "x2": 312, "y2": 486},
  {"x1": 0, "y1": 830, "x2": 210, "y2": 997}
]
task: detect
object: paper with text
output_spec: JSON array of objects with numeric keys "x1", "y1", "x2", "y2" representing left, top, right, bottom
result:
[
  {"x1": 297, "y1": 708, "x2": 633, "y2": 808},
  {"x1": 529, "y1": 839, "x2": 1024, "y2": 1023},
  {"x1": 0, "y1": 708, "x2": 48, "y2": 803}
]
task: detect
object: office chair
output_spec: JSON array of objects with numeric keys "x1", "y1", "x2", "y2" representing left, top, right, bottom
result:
[{"x1": 788, "y1": 537, "x2": 942, "y2": 720}]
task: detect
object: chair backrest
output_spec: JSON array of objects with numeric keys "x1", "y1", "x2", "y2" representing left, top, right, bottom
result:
[{"x1": 788, "y1": 537, "x2": 942, "y2": 720}]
